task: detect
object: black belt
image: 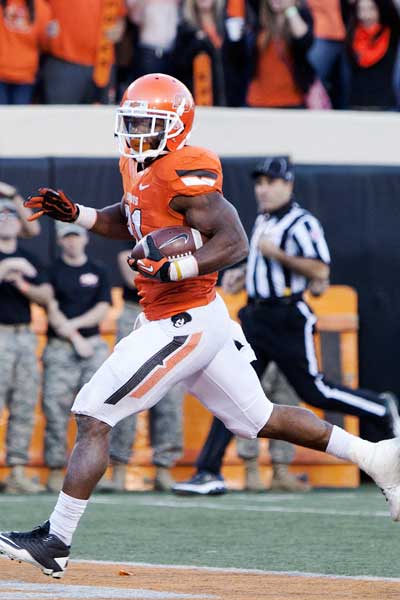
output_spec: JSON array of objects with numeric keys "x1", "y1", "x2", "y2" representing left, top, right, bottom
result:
[{"x1": 248, "y1": 293, "x2": 303, "y2": 307}]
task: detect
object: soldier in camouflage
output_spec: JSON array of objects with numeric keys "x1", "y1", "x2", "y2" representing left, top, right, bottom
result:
[
  {"x1": 98, "y1": 250, "x2": 183, "y2": 492},
  {"x1": 0, "y1": 187, "x2": 50, "y2": 494},
  {"x1": 42, "y1": 223, "x2": 111, "y2": 492}
]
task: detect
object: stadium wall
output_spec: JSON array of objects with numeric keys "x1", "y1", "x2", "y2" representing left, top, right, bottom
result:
[{"x1": 1, "y1": 107, "x2": 399, "y2": 397}]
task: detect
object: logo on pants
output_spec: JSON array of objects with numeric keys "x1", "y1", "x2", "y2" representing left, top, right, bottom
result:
[{"x1": 171, "y1": 312, "x2": 192, "y2": 328}]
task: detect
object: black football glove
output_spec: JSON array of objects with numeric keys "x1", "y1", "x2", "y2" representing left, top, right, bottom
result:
[{"x1": 24, "y1": 187, "x2": 79, "y2": 222}]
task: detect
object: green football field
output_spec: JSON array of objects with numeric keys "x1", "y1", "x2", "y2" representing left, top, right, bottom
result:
[{"x1": 0, "y1": 486, "x2": 398, "y2": 579}]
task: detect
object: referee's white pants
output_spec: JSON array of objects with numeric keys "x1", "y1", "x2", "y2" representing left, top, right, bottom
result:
[{"x1": 72, "y1": 294, "x2": 273, "y2": 439}]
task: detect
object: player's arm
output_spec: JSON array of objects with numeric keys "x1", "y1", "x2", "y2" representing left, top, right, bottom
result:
[
  {"x1": 90, "y1": 202, "x2": 133, "y2": 240},
  {"x1": 171, "y1": 191, "x2": 249, "y2": 274},
  {"x1": 129, "y1": 191, "x2": 248, "y2": 282},
  {"x1": 24, "y1": 188, "x2": 132, "y2": 240}
]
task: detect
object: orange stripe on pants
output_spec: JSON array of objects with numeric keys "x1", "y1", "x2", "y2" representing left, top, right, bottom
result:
[{"x1": 130, "y1": 332, "x2": 202, "y2": 399}]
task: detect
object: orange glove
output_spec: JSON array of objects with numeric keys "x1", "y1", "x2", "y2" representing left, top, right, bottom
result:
[{"x1": 24, "y1": 187, "x2": 79, "y2": 222}]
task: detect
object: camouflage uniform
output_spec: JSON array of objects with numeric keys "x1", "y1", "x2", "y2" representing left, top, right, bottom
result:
[
  {"x1": 42, "y1": 336, "x2": 109, "y2": 468},
  {"x1": 0, "y1": 325, "x2": 39, "y2": 466},
  {"x1": 236, "y1": 361, "x2": 298, "y2": 464},
  {"x1": 109, "y1": 301, "x2": 183, "y2": 467}
]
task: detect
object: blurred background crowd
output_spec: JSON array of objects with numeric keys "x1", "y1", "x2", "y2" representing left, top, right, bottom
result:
[{"x1": 1, "y1": 0, "x2": 400, "y2": 111}]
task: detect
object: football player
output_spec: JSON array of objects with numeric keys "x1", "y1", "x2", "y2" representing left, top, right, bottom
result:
[{"x1": 1, "y1": 73, "x2": 400, "y2": 578}]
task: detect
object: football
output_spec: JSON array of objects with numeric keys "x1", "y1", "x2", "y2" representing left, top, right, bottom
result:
[{"x1": 131, "y1": 226, "x2": 205, "y2": 260}]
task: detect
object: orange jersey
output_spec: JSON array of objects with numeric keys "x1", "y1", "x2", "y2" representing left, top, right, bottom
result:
[
  {"x1": 119, "y1": 146, "x2": 222, "y2": 321},
  {"x1": 47, "y1": 0, "x2": 125, "y2": 67},
  {"x1": 0, "y1": 0, "x2": 52, "y2": 84}
]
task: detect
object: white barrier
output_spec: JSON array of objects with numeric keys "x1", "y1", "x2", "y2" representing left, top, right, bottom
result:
[{"x1": 0, "y1": 105, "x2": 399, "y2": 165}]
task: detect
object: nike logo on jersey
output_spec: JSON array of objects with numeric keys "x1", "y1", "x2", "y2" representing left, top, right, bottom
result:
[
  {"x1": 139, "y1": 183, "x2": 150, "y2": 191},
  {"x1": 137, "y1": 261, "x2": 154, "y2": 273}
]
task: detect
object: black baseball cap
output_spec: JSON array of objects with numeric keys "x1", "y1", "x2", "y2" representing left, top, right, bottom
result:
[{"x1": 251, "y1": 156, "x2": 294, "y2": 182}]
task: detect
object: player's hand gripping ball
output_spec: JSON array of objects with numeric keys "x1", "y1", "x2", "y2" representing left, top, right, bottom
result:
[{"x1": 128, "y1": 226, "x2": 204, "y2": 282}]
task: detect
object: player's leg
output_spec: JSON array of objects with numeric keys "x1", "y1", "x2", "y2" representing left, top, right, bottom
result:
[
  {"x1": 97, "y1": 413, "x2": 138, "y2": 492},
  {"x1": 187, "y1": 330, "x2": 400, "y2": 521},
  {"x1": 0, "y1": 299, "x2": 230, "y2": 576}
]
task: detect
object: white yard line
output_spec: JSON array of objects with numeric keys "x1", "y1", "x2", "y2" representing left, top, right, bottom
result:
[
  {"x1": 0, "y1": 494, "x2": 385, "y2": 518},
  {"x1": 88, "y1": 496, "x2": 388, "y2": 518},
  {"x1": 0, "y1": 580, "x2": 216, "y2": 599}
]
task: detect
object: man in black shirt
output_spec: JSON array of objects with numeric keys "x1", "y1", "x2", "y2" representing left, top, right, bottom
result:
[
  {"x1": 0, "y1": 198, "x2": 51, "y2": 493},
  {"x1": 42, "y1": 222, "x2": 111, "y2": 493}
]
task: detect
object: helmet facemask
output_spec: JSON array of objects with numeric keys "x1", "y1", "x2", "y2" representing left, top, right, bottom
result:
[{"x1": 115, "y1": 100, "x2": 186, "y2": 162}]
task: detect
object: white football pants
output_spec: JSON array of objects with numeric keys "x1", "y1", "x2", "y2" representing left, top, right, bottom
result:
[{"x1": 72, "y1": 294, "x2": 273, "y2": 438}]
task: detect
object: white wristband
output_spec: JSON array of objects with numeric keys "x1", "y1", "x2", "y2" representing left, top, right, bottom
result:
[
  {"x1": 169, "y1": 255, "x2": 199, "y2": 281},
  {"x1": 75, "y1": 204, "x2": 97, "y2": 229}
]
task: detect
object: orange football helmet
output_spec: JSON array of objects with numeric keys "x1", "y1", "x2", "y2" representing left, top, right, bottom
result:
[{"x1": 115, "y1": 73, "x2": 195, "y2": 162}]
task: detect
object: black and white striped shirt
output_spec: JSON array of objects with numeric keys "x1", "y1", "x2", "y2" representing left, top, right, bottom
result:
[{"x1": 246, "y1": 201, "x2": 330, "y2": 300}]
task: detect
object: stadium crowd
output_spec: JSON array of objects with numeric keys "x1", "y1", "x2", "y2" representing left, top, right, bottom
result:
[{"x1": 0, "y1": 0, "x2": 399, "y2": 110}]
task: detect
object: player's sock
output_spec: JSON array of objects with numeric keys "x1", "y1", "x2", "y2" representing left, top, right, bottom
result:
[
  {"x1": 49, "y1": 491, "x2": 88, "y2": 546},
  {"x1": 325, "y1": 425, "x2": 372, "y2": 462}
]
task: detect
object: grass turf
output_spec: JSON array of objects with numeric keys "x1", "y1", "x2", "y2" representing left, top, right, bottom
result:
[{"x1": 0, "y1": 486, "x2": 398, "y2": 579}]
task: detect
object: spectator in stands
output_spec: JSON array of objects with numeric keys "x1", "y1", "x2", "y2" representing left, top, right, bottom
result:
[
  {"x1": 114, "y1": 17, "x2": 138, "y2": 102},
  {"x1": 342, "y1": 0, "x2": 400, "y2": 110},
  {"x1": 225, "y1": 1, "x2": 259, "y2": 106},
  {"x1": 247, "y1": 0, "x2": 320, "y2": 109},
  {"x1": 0, "y1": 189, "x2": 50, "y2": 494},
  {"x1": 42, "y1": 223, "x2": 110, "y2": 493},
  {"x1": 307, "y1": 0, "x2": 350, "y2": 108},
  {"x1": 172, "y1": 0, "x2": 254, "y2": 106},
  {"x1": 126, "y1": 0, "x2": 180, "y2": 78},
  {"x1": 42, "y1": 0, "x2": 126, "y2": 104},
  {"x1": 98, "y1": 250, "x2": 183, "y2": 492},
  {"x1": 173, "y1": 0, "x2": 227, "y2": 106},
  {"x1": 0, "y1": 0, "x2": 53, "y2": 104}
]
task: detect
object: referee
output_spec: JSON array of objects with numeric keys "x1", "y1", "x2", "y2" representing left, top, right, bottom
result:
[{"x1": 173, "y1": 155, "x2": 400, "y2": 495}]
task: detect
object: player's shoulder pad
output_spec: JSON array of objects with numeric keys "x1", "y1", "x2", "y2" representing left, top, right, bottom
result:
[{"x1": 156, "y1": 146, "x2": 223, "y2": 196}]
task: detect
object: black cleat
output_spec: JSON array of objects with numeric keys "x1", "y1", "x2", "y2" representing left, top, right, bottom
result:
[
  {"x1": 0, "y1": 521, "x2": 70, "y2": 578},
  {"x1": 172, "y1": 471, "x2": 227, "y2": 496}
]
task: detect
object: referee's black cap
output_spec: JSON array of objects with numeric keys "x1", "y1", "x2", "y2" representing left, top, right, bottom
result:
[{"x1": 252, "y1": 156, "x2": 294, "y2": 182}]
